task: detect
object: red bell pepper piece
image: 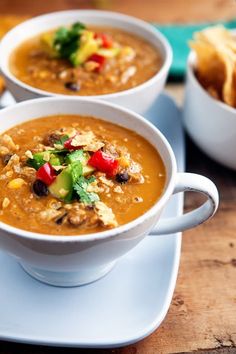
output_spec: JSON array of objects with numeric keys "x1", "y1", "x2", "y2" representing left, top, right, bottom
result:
[
  {"x1": 36, "y1": 163, "x2": 56, "y2": 186},
  {"x1": 64, "y1": 134, "x2": 81, "y2": 150},
  {"x1": 88, "y1": 53, "x2": 106, "y2": 72},
  {"x1": 94, "y1": 33, "x2": 113, "y2": 48},
  {"x1": 88, "y1": 150, "x2": 119, "y2": 177}
]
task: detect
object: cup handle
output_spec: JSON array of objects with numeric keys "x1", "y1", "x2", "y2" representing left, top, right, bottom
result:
[{"x1": 151, "y1": 173, "x2": 219, "y2": 235}]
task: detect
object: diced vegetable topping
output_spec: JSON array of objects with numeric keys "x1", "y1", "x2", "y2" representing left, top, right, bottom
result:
[
  {"x1": 54, "y1": 134, "x2": 70, "y2": 147},
  {"x1": 27, "y1": 151, "x2": 65, "y2": 170},
  {"x1": 27, "y1": 134, "x2": 103, "y2": 203},
  {"x1": 36, "y1": 163, "x2": 56, "y2": 186},
  {"x1": 22, "y1": 125, "x2": 146, "y2": 231},
  {"x1": 97, "y1": 47, "x2": 120, "y2": 58},
  {"x1": 64, "y1": 134, "x2": 81, "y2": 150},
  {"x1": 65, "y1": 149, "x2": 86, "y2": 164},
  {"x1": 87, "y1": 53, "x2": 106, "y2": 72},
  {"x1": 53, "y1": 22, "x2": 85, "y2": 60},
  {"x1": 74, "y1": 176, "x2": 100, "y2": 204},
  {"x1": 49, "y1": 165, "x2": 74, "y2": 202},
  {"x1": 94, "y1": 33, "x2": 113, "y2": 48},
  {"x1": 41, "y1": 22, "x2": 131, "y2": 71},
  {"x1": 27, "y1": 152, "x2": 45, "y2": 170},
  {"x1": 88, "y1": 150, "x2": 119, "y2": 177},
  {"x1": 70, "y1": 30, "x2": 99, "y2": 66},
  {"x1": 0, "y1": 121, "x2": 151, "y2": 233}
]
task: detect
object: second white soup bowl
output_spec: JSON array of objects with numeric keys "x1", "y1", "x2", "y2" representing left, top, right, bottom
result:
[{"x1": 0, "y1": 10, "x2": 172, "y2": 114}]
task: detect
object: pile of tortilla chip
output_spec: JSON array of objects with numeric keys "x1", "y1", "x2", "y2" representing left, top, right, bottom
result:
[
  {"x1": 190, "y1": 25, "x2": 236, "y2": 108},
  {"x1": 0, "y1": 15, "x2": 29, "y2": 95}
]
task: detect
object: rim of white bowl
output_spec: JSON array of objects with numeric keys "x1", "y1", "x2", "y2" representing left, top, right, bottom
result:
[
  {"x1": 0, "y1": 96, "x2": 177, "y2": 243},
  {"x1": 0, "y1": 10, "x2": 172, "y2": 99},
  {"x1": 187, "y1": 50, "x2": 236, "y2": 114}
]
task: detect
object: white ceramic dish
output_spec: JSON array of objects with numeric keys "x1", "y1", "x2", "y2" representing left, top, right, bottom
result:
[
  {"x1": 0, "y1": 96, "x2": 218, "y2": 287},
  {"x1": 0, "y1": 93, "x2": 183, "y2": 348},
  {"x1": 0, "y1": 10, "x2": 172, "y2": 113},
  {"x1": 183, "y1": 50, "x2": 236, "y2": 170}
]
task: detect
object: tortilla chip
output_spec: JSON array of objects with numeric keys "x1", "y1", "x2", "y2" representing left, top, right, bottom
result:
[{"x1": 190, "y1": 25, "x2": 236, "y2": 108}]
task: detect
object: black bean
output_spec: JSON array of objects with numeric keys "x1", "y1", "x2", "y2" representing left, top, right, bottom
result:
[
  {"x1": 43, "y1": 133, "x2": 60, "y2": 147},
  {"x1": 85, "y1": 204, "x2": 94, "y2": 211},
  {"x1": 64, "y1": 82, "x2": 80, "y2": 92},
  {"x1": 55, "y1": 213, "x2": 68, "y2": 225},
  {"x1": 32, "y1": 179, "x2": 49, "y2": 197},
  {"x1": 2, "y1": 153, "x2": 13, "y2": 165},
  {"x1": 115, "y1": 172, "x2": 130, "y2": 184}
]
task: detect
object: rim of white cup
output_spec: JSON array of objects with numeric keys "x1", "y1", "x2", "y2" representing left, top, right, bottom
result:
[
  {"x1": 0, "y1": 97, "x2": 177, "y2": 242},
  {"x1": 0, "y1": 10, "x2": 173, "y2": 99}
]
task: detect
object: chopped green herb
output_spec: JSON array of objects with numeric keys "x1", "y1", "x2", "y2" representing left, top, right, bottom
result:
[
  {"x1": 49, "y1": 154, "x2": 64, "y2": 166},
  {"x1": 54, "y1": 134, "x2": 69, "y2": 147},
  {"x1": 27, "y1": 153, "x2": 45, "y2": 170},
  {"x1": 70, "y1": 161, "x2": 83, "y2": 184},
  {"x1": 53, "y1": 22, "x2": 86, "y2": 61},
  {"x1": 65, "y1": 149, "x2": 88, "y2": 164},
  {"x1": 74, "y1": 175, "x2": 99, "y2": 204},
  {"x1": 48, "y1": 149, "x2": 68, "y2": 154},
  {"x1": 27, "y1": 151, "x2": 65, "y2": 170},
  {"x1": 86, "y1": 176, "x2": 96, "y2": 184}
]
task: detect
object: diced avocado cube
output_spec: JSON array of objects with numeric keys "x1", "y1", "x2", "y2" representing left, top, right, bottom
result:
[
  {"x1": 49, "y1": 166, "x2": 73, "y2": 202},
  {"x1": 97, "y1": 47, "x2": 120, "y2": 58},
  {"x1": 70, "y1": 31, "x2": 99, "y2": 66},
  {"x1": 83, "y1": 165, "x2": 95, "y2": 176},
  {"x1": 41, "y1": 33, "x2": 58, "y2": 57},
  {"x1": 28, "y1": 152, "x2": 64, "y2": 170},
  {"x1": 49, "y1": 154, "x2": 64, "y2": 166},
  {"x1": 49, "y1": 162, "x2": 83, "y2": 202}
]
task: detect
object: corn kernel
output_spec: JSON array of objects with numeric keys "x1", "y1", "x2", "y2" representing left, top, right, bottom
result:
[
  {"x1": 84, "y1": 61, "x2": 99, "y2": 72},
  {"x1": 7, "y1": 178, "x2": 25, "y2": 189},
  {"x1": 25, "y1": 150, "x2": 33, "y2": 159},
  {"x1": 38, "y1": 71, "x2": 49, "y2": 79},
  {"x1": 6, "y1": 171, "x2": 13, "y2": 178},
  {"x1": 2, "y1": 197, "x2": 10, "y2": 209},
  {"x1": 118, "y1": 156, "x2": 130, "y2": 168}
]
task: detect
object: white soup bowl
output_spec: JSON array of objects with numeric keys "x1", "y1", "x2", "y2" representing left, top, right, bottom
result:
[
  {"x1": 0, "y1": 10, "x2": 172, "y2": 114},
  {"x1": 0, "y1": 97, "x2": 219, "y2": 286}
]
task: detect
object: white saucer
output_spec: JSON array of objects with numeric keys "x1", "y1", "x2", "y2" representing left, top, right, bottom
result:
[{"x1": 0, "y1": 93, "x2": 184, "y2": 348}]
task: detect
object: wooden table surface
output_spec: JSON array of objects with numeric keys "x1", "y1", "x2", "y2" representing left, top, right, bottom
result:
[{"x1": 0, "y1": 1, "x2": 236, "y2": 353}]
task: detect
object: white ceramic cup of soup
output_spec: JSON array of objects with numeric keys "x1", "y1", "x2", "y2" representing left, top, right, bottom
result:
[
  {"x1": 0, "y1": 97, "x2": 219, "y2": 287},
  {"x1": 183, "y1": 50, "x2": 236, "y2": 170},
  {"x1": 0, "y1": 10, "x2": 172, "y2": 114}
]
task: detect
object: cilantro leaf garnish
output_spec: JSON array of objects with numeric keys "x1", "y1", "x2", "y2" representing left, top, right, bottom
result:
[
  {"x1": 54, "y1": 135, "x2": 69, "y2": 146},
  {"x1": 53, "y1": 22, "x2": 86, "y2": 59},
  {"x1": 74, "y1": 175, "x2": 99, "y2": 204},
  {"x1": 70, "y1": 161, "x2": 83, "y2": 184}
]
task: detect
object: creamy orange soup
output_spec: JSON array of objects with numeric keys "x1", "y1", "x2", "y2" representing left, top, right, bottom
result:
[
  {"x1": 10, "y1": 24, "x2": 162, "y2": 96},
  {"x1": 0, "y1": 115, "x2": 166, "y2": 235}
]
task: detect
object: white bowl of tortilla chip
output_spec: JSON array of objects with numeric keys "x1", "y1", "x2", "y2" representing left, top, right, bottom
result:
[{"x1": 183, "y1": 26, "x2": 236, "y2": 170}]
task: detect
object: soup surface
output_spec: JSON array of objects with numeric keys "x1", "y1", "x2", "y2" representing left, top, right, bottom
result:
[
  {"x1": 0, "y1": 115, "x2": 166, "y2": 235},
  {"x1": 10, "y1": 23, "x2": 162, "y2": 96}
]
